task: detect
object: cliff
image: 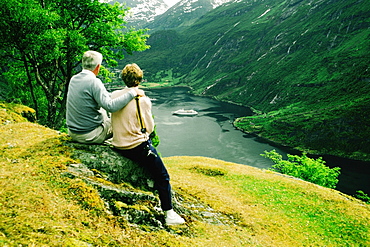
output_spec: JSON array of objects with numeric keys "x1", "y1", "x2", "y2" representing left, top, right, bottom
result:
[{"x1": 1, "y1": 102, "x2": 369, "y2": 246}]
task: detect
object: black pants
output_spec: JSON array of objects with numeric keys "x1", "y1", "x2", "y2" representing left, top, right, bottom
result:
[{"x1": 115, "y1": 140, "x2": 173, "y2": 211}]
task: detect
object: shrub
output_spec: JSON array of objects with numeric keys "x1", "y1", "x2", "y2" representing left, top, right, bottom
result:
[
  {"x1": 262, "y1": 150, "x2": 340, "y2": 189},
  {"x1": 150, "y1": 125, "x2": 160, "y2": 148},
  {"x1": 354, "y1": 190, "x2": 370, "y2": 204}
]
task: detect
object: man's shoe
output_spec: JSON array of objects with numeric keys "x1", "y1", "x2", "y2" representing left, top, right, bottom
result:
[{"x1": 165, "y1": 209, "x2": 185, "y2": 225}]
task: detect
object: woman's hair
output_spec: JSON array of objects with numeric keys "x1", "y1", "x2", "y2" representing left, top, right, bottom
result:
[
  {"x1": 121, "y1": 63, "x2": 143, "y2": 87},
  {"x1": 82, "y1": 51, "x2": 103, "y2": 71}
]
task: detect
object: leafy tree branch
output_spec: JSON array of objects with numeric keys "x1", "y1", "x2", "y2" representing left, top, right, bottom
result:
[{"x1": 0, "y1": 0, "x2": 150, "y2": 129}]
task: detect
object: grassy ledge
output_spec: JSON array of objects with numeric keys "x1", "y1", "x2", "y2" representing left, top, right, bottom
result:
[{"x1": 0, "y1": 103, "x2": 369, "y2": 246}]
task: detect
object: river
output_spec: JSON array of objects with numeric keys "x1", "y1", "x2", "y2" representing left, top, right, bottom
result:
[{"x1": 146, "y1": 87, "x2": 370, "y2": 196}]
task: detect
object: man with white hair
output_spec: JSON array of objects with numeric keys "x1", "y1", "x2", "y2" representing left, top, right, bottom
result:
[{"x1": 66, "y1": 50, "x2": 144, "y2": 144}]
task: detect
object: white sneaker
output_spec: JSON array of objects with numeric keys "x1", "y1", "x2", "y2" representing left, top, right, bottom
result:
[{"x1": 165, "y1": 209, "x2": 185, "y2": 225}]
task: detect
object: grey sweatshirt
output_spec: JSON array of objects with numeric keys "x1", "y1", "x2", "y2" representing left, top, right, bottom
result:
[{"x1": 66, "y1": 70, "x2": 135, "y2": 133}]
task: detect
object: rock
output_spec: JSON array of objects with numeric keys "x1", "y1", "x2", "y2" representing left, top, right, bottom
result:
[
  {"x1": 63, "y1": 141, "x2": 237, "y2": 232},
  {"x1": 65, "y1": 142, "x2": 154, "y2": 190},
  {"x1": 99, "y1": 184, "x2": 164, "y2": 228},
  {"x1": 64, "y1": 141, "x2": 167, "y2": 230},
  {"x1": 67, "y1": 163, "x2": 95, "y2": 177}
]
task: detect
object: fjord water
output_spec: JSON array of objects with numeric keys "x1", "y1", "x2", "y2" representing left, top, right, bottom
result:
[{"x1": 147, "y1": 87, "x2": 370, "y2": 196}]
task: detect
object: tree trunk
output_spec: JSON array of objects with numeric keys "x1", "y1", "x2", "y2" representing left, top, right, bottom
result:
[{"x1": 21, "y1": 53, "x2": 39, "y2": 120}]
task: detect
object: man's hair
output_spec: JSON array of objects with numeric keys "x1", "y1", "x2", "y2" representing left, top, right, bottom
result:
[
  {"x1": 82, "y1": 51, "x2": 103, "y2": 70},
  {"x1": 121, "y1": 63, "x2": 143, "y2": 87}
]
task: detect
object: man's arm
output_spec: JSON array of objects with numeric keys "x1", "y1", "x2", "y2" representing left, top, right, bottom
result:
[{"x1": 93, "y1": 79, "x2": 145, "y2": 113}]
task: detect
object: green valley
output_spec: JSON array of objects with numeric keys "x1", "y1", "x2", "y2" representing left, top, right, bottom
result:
[{"x1": 125, "y1": 0, "x2": 370, "y2": 161}]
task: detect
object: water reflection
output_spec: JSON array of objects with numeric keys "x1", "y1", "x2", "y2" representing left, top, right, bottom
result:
[{"x1": 146, "y1": 87, "x2": 284, "y2": 169}]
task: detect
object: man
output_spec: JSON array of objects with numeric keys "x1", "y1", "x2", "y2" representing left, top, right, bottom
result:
[{"x1": 66, "y1": 50, "x2": 144, "y2": 144}]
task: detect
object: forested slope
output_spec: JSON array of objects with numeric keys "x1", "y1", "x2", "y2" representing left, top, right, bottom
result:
[{"x1": 127, "y1": 0, "x2": 370, "y2": 161}]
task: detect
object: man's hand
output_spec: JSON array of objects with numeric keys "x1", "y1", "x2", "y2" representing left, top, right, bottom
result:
[{"x1": 134, "y1": 88, "x2": 146, "y2": 97}]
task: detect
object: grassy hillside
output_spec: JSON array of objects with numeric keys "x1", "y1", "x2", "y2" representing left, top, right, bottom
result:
[
  {"x1": 234, "y1": 95, "x2": 370, "y2": 160},
  {"x1": 1, "y1": 104, "x2": 370, "y2": 246},
  {"x1": 125, "y1": 0, "x2": 370, "y2": 161}
]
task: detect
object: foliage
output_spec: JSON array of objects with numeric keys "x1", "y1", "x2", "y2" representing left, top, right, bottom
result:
[
  {"x1": 149, "y1": 124, "x2": 160, "y2": 148},
  {"x1": 261, "y1": 150, "x2": 340, "y2": 189},
  {"x1": 355, "y1": 190, "x2": 370, "y2": 204},
  {"x1": 0, "y1": 0, "x2": 149, "y2": 129}
]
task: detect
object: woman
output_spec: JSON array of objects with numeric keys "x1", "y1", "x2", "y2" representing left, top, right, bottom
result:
[{"x1": 111, "y1": 63, "x2": 185, "y2": 225}]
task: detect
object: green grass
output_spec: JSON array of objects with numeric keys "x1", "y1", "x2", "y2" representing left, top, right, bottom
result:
[
  {"x1": 167, "y1": 156, "x2": 370, "y2": 246},
  {"x1": 1, "y1": 102, "x2": 369, "y2": 246}
]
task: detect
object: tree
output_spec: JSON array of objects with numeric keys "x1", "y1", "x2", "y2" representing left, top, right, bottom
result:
[{"x1": 0, "y1": 0, "x2": 149, "y2": 129}]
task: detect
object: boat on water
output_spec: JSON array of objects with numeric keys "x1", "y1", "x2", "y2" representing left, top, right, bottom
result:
[{"x1": 172, "y1": 109, "x2": 198, "y2": 116}]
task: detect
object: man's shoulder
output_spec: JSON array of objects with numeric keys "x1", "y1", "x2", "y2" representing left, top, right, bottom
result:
[{"x1": 71, "y1": 71, "x2": 95, "y2": 81}]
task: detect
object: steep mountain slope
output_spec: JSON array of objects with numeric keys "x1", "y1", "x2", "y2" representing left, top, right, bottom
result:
[
  {"x1": 115, "y1": 0, "x2": 169, "y2": 27},
  {"x1": 120, "y1": 0, "x2": 234, "y2": 31},
  {"x1": 129, "y1": 0, "x2": 370, "y2": 161},
  {"x1": 145, "y1": 0, "x2": 233, "y2": 30}
]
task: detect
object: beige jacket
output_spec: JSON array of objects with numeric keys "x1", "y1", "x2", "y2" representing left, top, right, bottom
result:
[{"x1": 111, "y1": 88, "x2": 154, "y2": 149}]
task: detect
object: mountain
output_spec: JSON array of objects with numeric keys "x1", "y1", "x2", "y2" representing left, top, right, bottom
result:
[
  {"x1": 118, "y1": 0, "x2": 233, "y2": 30},
  {"x1": 125, "y1": 0, "x2": 370, "y2": 161},
  {"x1": 115, "y1": 0, "x2": 170, "y2": 27},
  {"x1": 145, "y1": 0, "x2": 234, "y2": 31}
]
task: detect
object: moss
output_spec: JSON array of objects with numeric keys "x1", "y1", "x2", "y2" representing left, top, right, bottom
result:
[
  {"x1": 114, "y1": 200, "x2": 128, "y2": 209},
  {"x1": 114, "y1": 201, "x2": 151, "y2": 214},
  {"x1": 130, "y1": 204, "x2": 152, "y2": 214},
  {"x1": 64, "y1": 238, "x2": 92, "y2": 247},
  {"x1": 67, "y1": 179, "x2": 106, "y2": 213},
  {"x1": 190, "y1": 165, "x2": 227, "y2": 177},
  {"x1": 0, "y1": 102, "x2": 36, "y2": 124}
]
